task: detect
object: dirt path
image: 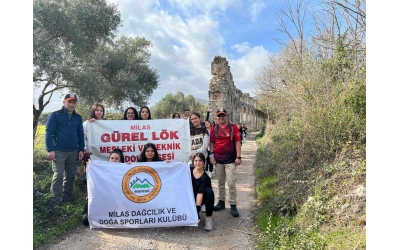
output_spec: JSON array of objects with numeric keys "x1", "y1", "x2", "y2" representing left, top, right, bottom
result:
[{"x1": 37, "y1": 132, "x2": 258, "y2": 250}]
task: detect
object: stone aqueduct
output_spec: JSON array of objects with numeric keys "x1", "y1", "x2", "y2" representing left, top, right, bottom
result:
[{"x1": 207, "y1": 56, "x2": 265, "y2": 130}]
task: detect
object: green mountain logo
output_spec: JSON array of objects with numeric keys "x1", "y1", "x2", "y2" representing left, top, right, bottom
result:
[{"x1": 130, "y1": 177, "x2": 154, "y2": 189}]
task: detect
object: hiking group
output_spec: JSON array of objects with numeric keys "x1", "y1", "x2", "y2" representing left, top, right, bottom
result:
[{"x1": 45, "y1": 94, "x2": 244, "y2": 231}]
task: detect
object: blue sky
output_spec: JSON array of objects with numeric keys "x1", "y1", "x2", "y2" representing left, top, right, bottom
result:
[{"x1": 35, "y1": 0, "x2": 287, "y2": 112}]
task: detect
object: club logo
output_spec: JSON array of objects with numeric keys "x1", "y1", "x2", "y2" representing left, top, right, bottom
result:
[{"x1": 122, "y1": 166, "x2": 162, "y2": 203}]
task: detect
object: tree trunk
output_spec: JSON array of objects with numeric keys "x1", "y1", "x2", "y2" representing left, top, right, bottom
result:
[{"x1": 33, "y1": 105, "x2": 42, "y2": 143}]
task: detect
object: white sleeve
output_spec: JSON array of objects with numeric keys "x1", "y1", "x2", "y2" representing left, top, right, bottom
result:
[
  {"x1": 197, "y1": 134, "x2": 209, "y2": 158},
  {"x1": 83, "y1": 120, "x2": 88, "y2": 150}
]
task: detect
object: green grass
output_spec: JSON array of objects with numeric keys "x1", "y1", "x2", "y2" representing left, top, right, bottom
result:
[
  {"x1": 255, "y1": 176, "x2": 276, "y2": 201},
  {"x1": 322, "y1": 227, "x2": 366, "y2": 249},
  {"x1": 35, "y1": 125, "x2": 46, "y2": 149},
  {"x1": 33, "y1": 126, "x2": 87, "y2": 249}
]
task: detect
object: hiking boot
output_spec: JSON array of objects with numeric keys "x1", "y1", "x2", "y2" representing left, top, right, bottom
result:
[
  {"x1": 230, "y1": 205, "x2": 239, "y2": 217},
  {"x1": 51, "y1": 198, "x2": 62, "y2": 205},
  {"x1": 201, "y1": 204, "x2": 206, "y2": 213},
  {"x1": 82, "y1": 214, "x2": 89, "y2": 226},
  {"x1": 214, "y1": 200, "x2": 225, "y2": 211},
  {"x1": 61, "y1": 196, "x2": 71, "y2": 202},
  {"x1": 204, "y1": 218, "x2": 213, "y2": 231}
]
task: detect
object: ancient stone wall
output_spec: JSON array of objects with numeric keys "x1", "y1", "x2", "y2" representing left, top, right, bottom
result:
[{"x1": 208, "y1": 56, "x2": 265, "y2": 130}]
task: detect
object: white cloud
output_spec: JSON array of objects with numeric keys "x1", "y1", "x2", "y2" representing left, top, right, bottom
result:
[
  {"x1": 38, "y1": 0, "x2": 273, "y2": 112},
  {"x1": 113, "y1": 0, "x2": 228, "y2": 105},
  {"x1": 250, "y1": 1, "x2": 266, "y2": 22},
  {"x1": 167, "y1": 0, "x2": 240, "y2": 15},
  {"x1": 229, "y1": 43, "x2": 270, "y2": 97}
]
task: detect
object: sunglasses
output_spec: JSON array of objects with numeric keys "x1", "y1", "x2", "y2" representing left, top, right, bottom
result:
[{"x1": 217, "y1": 114, "x2": 226, "y2": 118}]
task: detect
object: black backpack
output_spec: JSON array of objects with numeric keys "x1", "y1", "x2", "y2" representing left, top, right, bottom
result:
[{"x1": 213, "y1": 123, "x2": 234, "y2": 141}]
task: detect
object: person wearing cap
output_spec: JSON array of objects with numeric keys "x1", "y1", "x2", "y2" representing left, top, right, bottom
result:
[
  {"x1": 45, "y1": 93, "x2": 85, "y2": 205},
  {"x1": 209, "y1": 108, "x2": 242, "y2": 217}
]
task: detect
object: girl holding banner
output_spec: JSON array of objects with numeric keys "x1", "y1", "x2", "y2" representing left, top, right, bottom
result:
[
  {"x1": 191, "y1": 152, "x2": 215, "y2": 231},
  {"x1": 82, "y1": 148, "x2": 128, "y2": 226}
]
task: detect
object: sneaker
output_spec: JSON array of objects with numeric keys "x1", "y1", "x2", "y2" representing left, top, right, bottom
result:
[
  {"x1": 204, "y1": 218, "x2": 213, "y2": 231},
  {"x1": 201, "y1": 204, "x2": 206, "y2": 213},
  {"x1": 214, "y1": 200, "x2": 225, "y2": 211},
  {"x1": 230, "y1": 205, "x2": 239, "y2": 217},
  {"x1": 82, "y1": 214, "x2": 89, "y2": 226}
]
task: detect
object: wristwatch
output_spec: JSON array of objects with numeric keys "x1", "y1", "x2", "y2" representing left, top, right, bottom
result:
[{"x1": 237, "y1": 157, "x2": 242, "y2": 159}]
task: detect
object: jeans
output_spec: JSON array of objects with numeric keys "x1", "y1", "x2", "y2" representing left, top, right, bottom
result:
[{"x1": 205, "y1": 150, "x2": 214, "y2": 172}]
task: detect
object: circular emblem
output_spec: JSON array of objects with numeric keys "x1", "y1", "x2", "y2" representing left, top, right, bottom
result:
[{"x1": 122, "y1": 166, "x2": 162, "y2": 203}]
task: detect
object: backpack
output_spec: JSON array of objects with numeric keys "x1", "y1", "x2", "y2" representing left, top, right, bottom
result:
[{"x1": 213, "y1": 122, "x2": 234, "y2": 141}]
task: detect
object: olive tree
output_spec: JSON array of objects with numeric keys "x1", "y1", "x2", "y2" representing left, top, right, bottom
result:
[
  {"x1": 33, "y1": 0, "x2": 159, "y2": 139},
  {"x1": 151, "y1": 92, "x2": 207, "y2": 119}
]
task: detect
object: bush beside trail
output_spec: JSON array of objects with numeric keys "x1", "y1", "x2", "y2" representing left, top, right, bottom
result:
[{"x1": 33, "y1": 125, "x2": 87, "y2": 248}]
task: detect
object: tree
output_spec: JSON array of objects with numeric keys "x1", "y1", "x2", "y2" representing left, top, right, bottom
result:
[
  {"x1": 69, "y1": 36, "x2": 160, "y2": 116},
  {"x1": 271, "y1": 0, "x2": 310, "y2": 60},
  {"x1": 151, "y1": 92, "x2": 207, "y2": 119},
  {"x1": 33, "y1": 0, "x2": 159, "y2": 140}
]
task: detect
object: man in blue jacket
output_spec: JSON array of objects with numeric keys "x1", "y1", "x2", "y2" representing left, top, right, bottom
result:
[{"x1": 45, "y1": 94, "x2": 84, "y2": 204}]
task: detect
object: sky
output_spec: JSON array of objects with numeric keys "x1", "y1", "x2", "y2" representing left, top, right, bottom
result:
[{"x1": 34, "y1": 0, "x2": 285, "y2": 112}]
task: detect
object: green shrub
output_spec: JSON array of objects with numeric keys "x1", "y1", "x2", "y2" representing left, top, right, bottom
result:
[
  {"x1": 33, "y1": 129, "x2": 87, "y2": 248},
  {"x1": 255, "y1": 211, "x2": 326, "y2": 250}
]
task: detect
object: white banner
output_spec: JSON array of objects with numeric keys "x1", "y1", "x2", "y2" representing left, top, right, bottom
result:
[
  {"x1": 87, "y1": 119, "x2": 191, "y2": 162},
  {"x1": 87, "y1": 160, "x2": 198, "y2": 229}
]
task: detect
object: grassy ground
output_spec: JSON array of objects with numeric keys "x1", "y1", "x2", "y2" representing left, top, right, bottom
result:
[
  {"x1": 33, "y1": 125, "x2": 87, "y2": 249},
  {"x1": 253, "y1": 127, "x2": 366, "y2": 249}
]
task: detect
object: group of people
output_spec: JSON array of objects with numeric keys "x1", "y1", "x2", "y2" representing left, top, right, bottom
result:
[{"x1": 45, "y1": 94, "x2": 244, "y2": 232}]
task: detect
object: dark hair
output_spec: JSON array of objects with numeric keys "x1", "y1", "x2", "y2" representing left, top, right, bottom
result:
[
  {"x1": 204, "y1": 120, "x2": 211, "y2": 126},
  {"x1": 172, "y1": 112, "x2": 180, "y2": 118},
  {"x1": 139, "y1": 106, "x2": 152, "y2": 120},
  {"x1": 89, "y1": 103, "x2": 105, "y2": 120},
  {"x1": 190, "y1": 112, "x2": 201, "y2": 119},
  {"x1": 109, "y1": 148, "x2": 125, "y2": 163},
  {"x1": 137, "y1": 143, "x2": 162, "y2": 162},
  {"x1": 123, "y1": 107, "x2": 138, "y2": 120},
  {"x1": 193, "y1": 152, "x2": 206, "y2": 163}
]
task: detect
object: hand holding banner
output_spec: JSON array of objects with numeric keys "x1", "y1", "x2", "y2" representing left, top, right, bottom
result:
[
  {"x1": 87, "y1": 160, "x2": 198, "y2": 229},
  {"x1": 87, "y1": 119, "x2": 191, "y2": 162}
]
